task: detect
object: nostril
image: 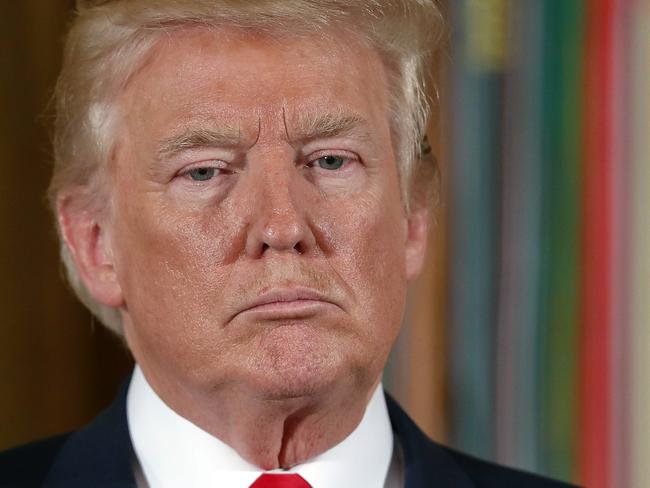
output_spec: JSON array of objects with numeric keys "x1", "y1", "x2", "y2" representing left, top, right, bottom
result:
[
  {"x1": 258, "y1": 241, "x2": 304, "y2": 255},
  {"x1": 251, "y1": 209, "x2": 314, "y2": 257}
]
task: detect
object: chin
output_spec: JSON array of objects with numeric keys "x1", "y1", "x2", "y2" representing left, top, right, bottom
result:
[
  {"x1": 251, "y1": 370, "x2": 337, "y2": 401},
  {"x1": 240, "y1": 322, "x2": 367, "y2": 401}
]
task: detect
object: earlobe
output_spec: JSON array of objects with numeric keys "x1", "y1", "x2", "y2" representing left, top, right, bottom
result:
[
  {"x1": 57, "y1": 193, "x2": 124, "y2": 308},
  {"x1": 404, "y1": 206, "x2": 429, "y2": 281}
]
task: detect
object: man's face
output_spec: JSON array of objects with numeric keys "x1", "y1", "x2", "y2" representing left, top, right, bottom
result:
[{"x1": 102, "y1": 28, "x2": 426, "y2": 400}]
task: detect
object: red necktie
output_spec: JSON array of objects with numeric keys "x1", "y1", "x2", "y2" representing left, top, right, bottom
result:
[{"x1": 249, "y1": 473, "x2": 312, "y2": 488}]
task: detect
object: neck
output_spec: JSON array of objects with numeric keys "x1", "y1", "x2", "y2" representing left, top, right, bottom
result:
[{"x1": 140, "y1": 367, "x2": 380, "y2": 469}]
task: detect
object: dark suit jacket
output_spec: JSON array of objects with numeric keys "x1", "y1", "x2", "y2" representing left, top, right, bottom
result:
[{"x1": 0, "y1": 383, "x2": 577, "y2": 487}]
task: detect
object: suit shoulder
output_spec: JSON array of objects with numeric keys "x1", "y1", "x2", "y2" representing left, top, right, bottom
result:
[
  {"x1": 442, "y1": 446, "x2": 580, "y2": 488},
  {"x1": 0, "y1": 434, "x2": 70, "y2": 487},
  {"x1": 385, "y1": 393, "x2": 579, "y2": 487}
]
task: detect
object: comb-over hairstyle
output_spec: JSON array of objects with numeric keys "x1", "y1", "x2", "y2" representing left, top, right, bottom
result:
[{"x1": 50, "y1": 0, "x2": 444, "y2": 334}]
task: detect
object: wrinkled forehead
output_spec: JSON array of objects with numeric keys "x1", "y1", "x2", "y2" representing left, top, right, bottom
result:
[{"x1": 112, "y1": 26, "x2": 394, "y2": 154}]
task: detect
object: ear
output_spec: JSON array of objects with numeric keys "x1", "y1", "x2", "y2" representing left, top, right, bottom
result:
[
  {"x1": 56, "y1": 193, "x2": 124, "y2": 308},
  {"x1": 404, "y1": 205, "x2": 429, "y2": 281}
]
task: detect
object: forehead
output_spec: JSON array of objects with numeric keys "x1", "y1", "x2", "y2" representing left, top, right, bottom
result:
[{"x1": 117, "y1": 27, "x2": 391, "y2": 135}]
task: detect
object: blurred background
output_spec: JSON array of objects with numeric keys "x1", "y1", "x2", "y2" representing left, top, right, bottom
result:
[{"x1": 1, "y1": 1, "x2": 648, "y2": 488}]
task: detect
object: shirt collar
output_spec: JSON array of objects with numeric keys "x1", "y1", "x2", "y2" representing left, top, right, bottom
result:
[{"x1": 127, "y1": 365, "x2": 394, "y2": 488}]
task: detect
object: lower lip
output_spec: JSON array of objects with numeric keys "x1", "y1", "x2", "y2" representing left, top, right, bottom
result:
[{"x1": 239, "y1": 300, "x2": 334, "y2": 320}]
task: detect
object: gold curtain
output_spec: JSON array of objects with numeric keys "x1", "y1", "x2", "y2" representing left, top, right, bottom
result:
[{"x1": 0, "y1": 0, "x2": 133, "y2": 451}]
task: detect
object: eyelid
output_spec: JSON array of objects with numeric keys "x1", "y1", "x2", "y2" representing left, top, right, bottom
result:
[
  {"x1": 177, "y1": 159, "x2": 228, "y2": 176},
  {"x1": 306, "y1": 149, "x2": 360, "y2": 164}
]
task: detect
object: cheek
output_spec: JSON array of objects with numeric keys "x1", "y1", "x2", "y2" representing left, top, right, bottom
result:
[
  {"x1": 111, "y1": 190, "x2": 240, "y2": 325},
  {"x1": 113, "y1": 200, "x2": 243, "y2": 377},
  {"x1": 322, "y1": 193, "x2": 408, "y2": 334}
]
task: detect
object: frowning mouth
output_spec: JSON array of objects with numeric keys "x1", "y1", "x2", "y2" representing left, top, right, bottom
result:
[{"x1": 234, "y1": 287, "x2": 340, "y2": 321}]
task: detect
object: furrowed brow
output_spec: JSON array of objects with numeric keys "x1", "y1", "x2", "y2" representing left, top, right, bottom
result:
[
  {"x1": 289, "y1": 112, "x2": 372, "y2": 143},
  {"x1": 156, "y1": 127, "x2": 241, "y2": 160}
]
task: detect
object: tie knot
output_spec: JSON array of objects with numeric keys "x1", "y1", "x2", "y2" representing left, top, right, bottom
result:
[{"x1": 250, "y1": 473, "x2": 312, "y2": 488}]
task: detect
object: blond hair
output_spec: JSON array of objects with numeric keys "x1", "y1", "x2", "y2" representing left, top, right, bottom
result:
[{"x1": 50, "y1": 0, "x2": 444, "y2": 334}]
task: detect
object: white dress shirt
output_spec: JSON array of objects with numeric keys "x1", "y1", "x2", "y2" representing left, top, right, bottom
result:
[{"x1": 127, "y1": 366, "x2": 403, "y2": 488}]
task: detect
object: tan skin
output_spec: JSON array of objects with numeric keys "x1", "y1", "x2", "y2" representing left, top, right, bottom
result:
[{"x1": 58, "y1": 28, "x2": 429, "y2": 469}]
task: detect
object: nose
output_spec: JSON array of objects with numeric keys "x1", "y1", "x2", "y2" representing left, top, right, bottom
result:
[{"x1": 244, "y1": 165, "x2": 316, "y2": 258}]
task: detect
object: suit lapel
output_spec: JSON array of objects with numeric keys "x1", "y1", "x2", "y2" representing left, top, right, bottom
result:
[
  {"x1": 385, "y1": 394, "x2": 475, "y2": 488},
  {"x1": 43, "y1": 382, "x2": 137, "y2": 488},
  {"x1": 41, "y1": 380, "x2": 473, "y2": 488}
]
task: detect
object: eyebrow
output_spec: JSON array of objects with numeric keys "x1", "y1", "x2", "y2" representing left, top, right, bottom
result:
[
  {"x1": 287, "y1": 111, "x2": 373, "y2": 144},
  {"x1": 156, "y1": 126, "x2": 241, "y2": 160}
]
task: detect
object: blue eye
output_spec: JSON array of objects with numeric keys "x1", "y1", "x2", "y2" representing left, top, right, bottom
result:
[
  {"x1": 314, "y1": 155, "x2": 346, "y2": 170},
  {"x1": 187, "y1": 167, "x2": 216, "y2": 181}
]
